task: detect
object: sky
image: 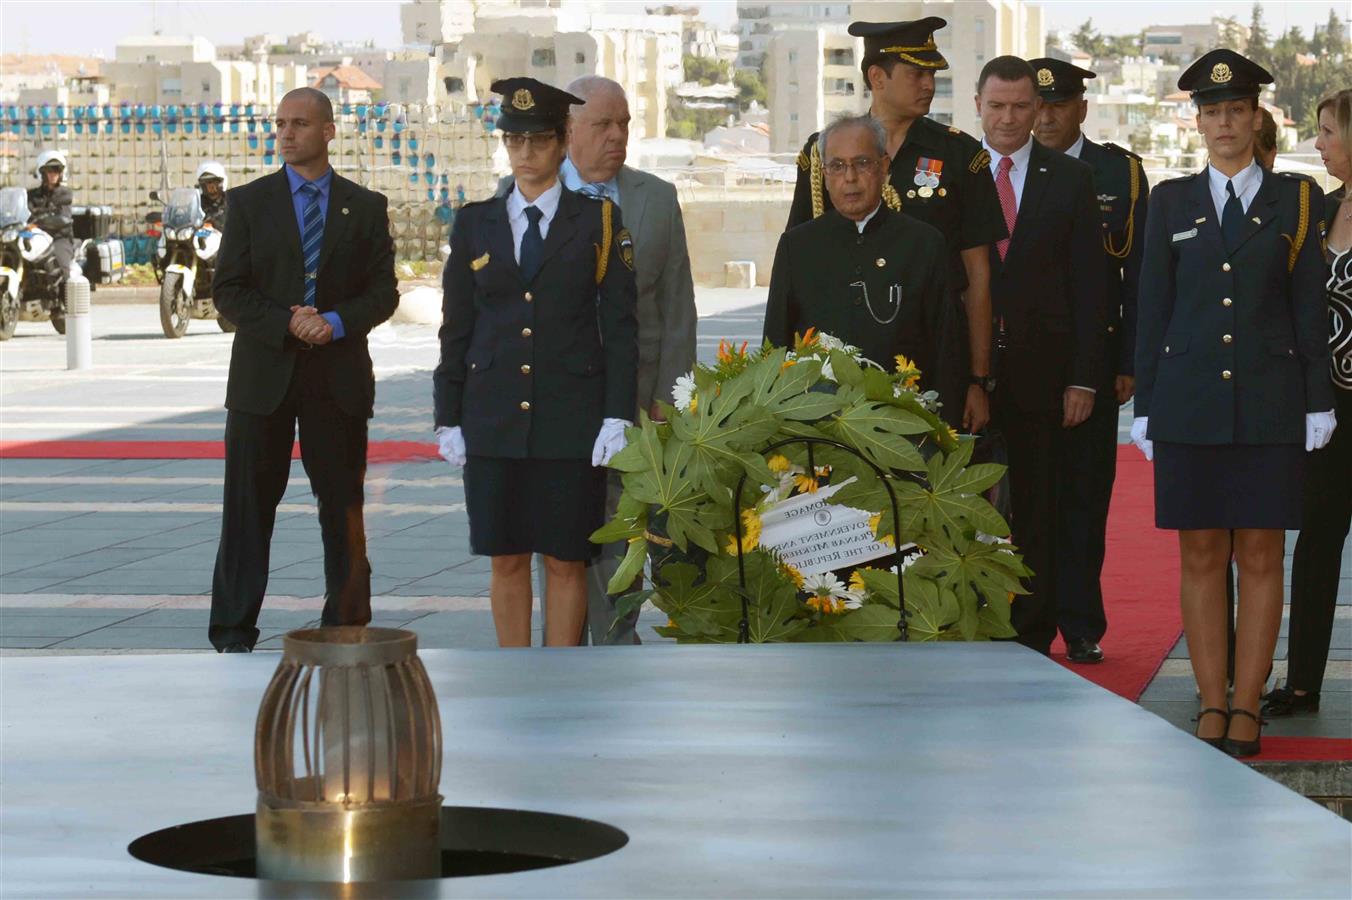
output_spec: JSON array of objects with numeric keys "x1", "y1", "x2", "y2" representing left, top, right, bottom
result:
[{"x1": 0, "y1": 1, "x2": 1343, "y2": 58}]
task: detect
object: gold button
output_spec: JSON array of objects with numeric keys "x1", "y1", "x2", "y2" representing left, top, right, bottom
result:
[
  {"x1": 470, "y1": 362, "x2": 477, "y2": 370},
  {"x1": 1222, "y1": 334, "x2": 1232, "y2": 344},
  {"x1": 1222, "y1": 297, "x2": 1232, "y2": 307},
  {"x1": 520, "y1": 364, "x2": 531, "y2": 374},
  {"x1": 1222, "y1": 370, "x2": 1232, "y2": 380},
  {"x1": 524, "y1": 291, "x2": 533, "y2": 302},
  {"x1": 1164, "y1": 345, "x2": 1170, "y2": 353},
  {"x1": 1222, "y1": 262, "x2": 1231, "y2": 272},
  {"x1": 521, "y1": 327, "x2": 532, "y2": 337},
  {"x1": 1107, "y1": 325, "x2": 1115, "y2": 333},
  {"x1": 519, "y1": 400, "x2": 531, "y2": 410}
]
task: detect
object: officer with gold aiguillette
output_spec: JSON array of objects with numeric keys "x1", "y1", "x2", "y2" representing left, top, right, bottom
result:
[
  {"x1": 433, "y1": 77, "x2": 639, "y2": 649},
  {"x1": 786, "y1": 17, "x2": 1007, "y2": 434},
  {"x1": 1030, "y1": 56, "x2": 1151, "y2": 665}
]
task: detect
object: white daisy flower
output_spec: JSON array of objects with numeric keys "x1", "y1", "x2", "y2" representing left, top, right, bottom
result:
[
  {"x1": 671, "y1": 373, "x2": 696, "y2": 411},
  {"x1": 802, "y1": 572, "x2": 863, "y2": 609}
]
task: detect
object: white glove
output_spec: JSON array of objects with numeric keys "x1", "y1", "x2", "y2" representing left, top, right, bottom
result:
[
  {"x1": 591, "y1": 418, "x2": 631, "y2": 467},
  {"x1": 435, "y1": 425, "x2": 466, "y2": 467},
  {"x1": 1130, "y1": 416, "x2": 1153, "y2": 461},
  {"x1": 1306, "y1": 410, "x2": 1337, "y2": 452}
]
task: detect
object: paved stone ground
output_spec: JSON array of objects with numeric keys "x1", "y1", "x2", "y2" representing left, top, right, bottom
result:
[{"x1": 1, "y1": 293, "x2": 1348, "y2": 741}]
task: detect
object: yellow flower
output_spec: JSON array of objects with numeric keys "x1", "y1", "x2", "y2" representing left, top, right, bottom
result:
[
  {"x1": 689, "y1": 393, "x2": 698, "y2": 413},
  {"x1": 780, "y1": 560, "x2": 806, "y2": 589},
  {"x1": 894, "y1": 353, "x2": 922, "y2": 389},
  {"x1": 723, "y1": 507, "x2": 763, "y2": 555},
  {"x1": 805, "y1": 595, "x2": 848, "y2": 615},
  {"x1": 665, "y1": 617, "x2": 679, "y2": 628},
  {"x1": 945, "y1": 425, "x2": 958, "y2": 443},
  {"x1": 767, "y1": 454, "x2": 792, "y2": 475},
  {"x1": 793, "y1": 464, "x2": 830, "y2": 494},
  {"x1": 866, "y1": 513, "x2": 896, "y2": 547},
  {"x1": 848, "y1": 571, "x2": 866, "y2": 595}
]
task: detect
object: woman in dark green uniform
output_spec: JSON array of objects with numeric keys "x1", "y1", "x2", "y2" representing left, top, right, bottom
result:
[
  {"x1": 1132, "y1": 51, "x2": 1335, "y2": 756},
  {"x1": 433, "y1": 78, "x2": 638, "y2": 648}
]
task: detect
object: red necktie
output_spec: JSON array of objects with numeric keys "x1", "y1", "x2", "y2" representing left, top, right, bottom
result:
[{"x1": 995, "y1": 155, "x2": 1016, "y2": 261}]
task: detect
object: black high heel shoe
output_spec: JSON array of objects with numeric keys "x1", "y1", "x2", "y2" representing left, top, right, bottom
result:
[
  {"x1": 1261, "y1": 685, "x2": 1320, "y2": 717},
  {"x1": 1192, "y1": 707, "x2": 1230, "y2": 748},
  {"x1": 1221, "y1": 708, "x2": 1264, "y2": 758}
]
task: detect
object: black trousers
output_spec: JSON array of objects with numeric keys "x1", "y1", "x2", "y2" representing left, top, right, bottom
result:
[
  {"x1": 1054, "y1": 393, "x2": 1118, "y2": 643},
  {"x1": 209, "y1": 353, "x2": 372, "y2": 650},
  {"x1": 996, "y1": 400, "x2": 1062, "y2": 654},
  {"x1": 1286, "y1": 388, "x2": 1352, "y2": 693}
]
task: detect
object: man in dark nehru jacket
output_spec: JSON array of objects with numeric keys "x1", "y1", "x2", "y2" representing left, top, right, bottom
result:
[
  {"x1": 765, "y1": 114, "x2": 949, "y2": 384},
  {"x1": 787, "y1": 17, "x2": 1005, "y2": 433},
  {"x1": 1030, "y1": 57, "x2": 1150, "y2": 664}
]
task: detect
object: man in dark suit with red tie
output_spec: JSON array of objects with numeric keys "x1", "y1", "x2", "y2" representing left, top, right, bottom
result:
[
  {"x1": 209, "y1": 87, "x2": 399, "y2": 652},
  {"x1": 976, "y1": 57, "x2": 1108, "y2": 655}
]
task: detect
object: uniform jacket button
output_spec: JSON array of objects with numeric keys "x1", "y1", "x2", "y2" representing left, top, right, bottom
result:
[
  {"x1": 1222, "y1": 297, "x2": 1232, "y2": 307},
  {"x1": 520, "y1": 400, "x2": 531, "y2": 410},
  {"x1": 1222, "y1": 334, "x2": 1232, "y2": 344},
  {"x1": 521, "y1": 364, "x2": 531, "y2": 374},
  {"x1": 521, "y1": 327, "x2": 532, "y2": 337},
  {"x1": 1222, "y1": 262, "x2": 1231, "y2": 272},
  {"x1": 1221, "y1": 370, "x2": 1232, "y2": 380},
  {"x1": 524, "y1": 291, "x2": 533, "y2": 302}
]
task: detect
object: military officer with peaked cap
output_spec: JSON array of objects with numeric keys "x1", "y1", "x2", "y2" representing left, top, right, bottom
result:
[
  {"x1": 1030, "y1": 56, "x2": 1151, "y2": 665},
  {"x1": 433, "y1": 76, "x2": 638, "y2": 648},
  {"x1": 1131, "y1": 49, "x2": 1334, "y2": 756},
  {"x1": 787, "y1": 17, "x2": 1006, "y2": 434}
]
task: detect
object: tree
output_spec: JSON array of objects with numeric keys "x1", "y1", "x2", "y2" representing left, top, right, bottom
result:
[
  {"x1": 734, "y1": 69, "x2": 766, "y2": 112},
  {"x1": 683, "y1": 54, "x2": 729, "y2": 86},
  {"x1": 1247, "y1": 3, "x2": 1272, "y2": 68},
  {"x1": 1071, "y1": 18, "x2": 1108, "y2": 60}
]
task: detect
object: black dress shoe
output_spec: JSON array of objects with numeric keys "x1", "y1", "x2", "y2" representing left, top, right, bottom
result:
[
  {"x1": 1065, "y1": 637, "x2": 1104, "y2": 664},
  {"x1": 218, "y1": 642, "x2": 252, "y2": 653},
  {"x1": 1221, "y1": 707, "x2": 1264, "y2": 758},
  {"x1": 1261, "y1": 685, "x2": 1320, "y2": 717},
  {"x1": 1193, "y1": 707, "x2": 1230, "y2": 749}
]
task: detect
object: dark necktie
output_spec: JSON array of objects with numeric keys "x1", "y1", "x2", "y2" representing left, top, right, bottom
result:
[
  {"x1": 299, "y1": 182, "x2": 323, "y2": 307},
  {"x1": 1221, "y1": 179, "x2": 1244, "y2": 253},
  {"x1": 519, "y1": 205, "x2": 543, "y2": 282}
]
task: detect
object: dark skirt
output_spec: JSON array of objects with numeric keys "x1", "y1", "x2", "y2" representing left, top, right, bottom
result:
[
  {"x1": 464, "y1": 456, "x2": 605, "y2": 561},
  {"x1": 1154, "y1": 442, "x2": 1305, "y2": 530}
]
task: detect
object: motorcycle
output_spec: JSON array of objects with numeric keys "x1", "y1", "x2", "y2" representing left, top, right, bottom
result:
[
  {"x1": 0, "y1": 186, "x2": 86, "y2": 339},
  {"x1": 153, "y1": 187, "x2": 233, "y2": 338}
]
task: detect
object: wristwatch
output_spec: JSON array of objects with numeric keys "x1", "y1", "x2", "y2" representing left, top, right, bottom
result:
[{"x1": 969, "y1": 374, "x2": 997, "y2": 393}]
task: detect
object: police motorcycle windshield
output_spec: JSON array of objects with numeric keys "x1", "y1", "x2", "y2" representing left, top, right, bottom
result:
[
  {"x1": 163, "y1": 187, "x2": 204, "y2": 231},
  {"x1": 0, "y1": 187, "x2": 30, "y2": 229}
]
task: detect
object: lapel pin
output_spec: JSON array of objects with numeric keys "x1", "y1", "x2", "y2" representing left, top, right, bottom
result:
[
  {"x1": 341, "y1": 207, "x2": 349, "y2": 215},
  {"x1": 1251, "y1": 216, "x2": 1261, "y2": 224},
  {"x1": 1195, "y1": 217, "x2": 1207, "y2": 224}
]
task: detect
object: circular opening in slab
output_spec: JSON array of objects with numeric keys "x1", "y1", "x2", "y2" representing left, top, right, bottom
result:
[{"x1": 128, "y1": 806, "x2": 627, "y2": 881}]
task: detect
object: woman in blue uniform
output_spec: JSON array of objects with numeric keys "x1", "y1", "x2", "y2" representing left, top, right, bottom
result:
[
  {"x1": 432, "y1": 78, "x2": 638, "y2": 647},
  {"x1": 1132, "y1": 50, "x2": 1335, "y2": 756}
]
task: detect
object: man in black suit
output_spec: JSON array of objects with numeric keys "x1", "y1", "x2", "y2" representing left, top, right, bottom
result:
[
  {"x1": 1031, "y1": 57, "x2": 1151, "y2": 664},
  {"x1": 976, "y1": 56, "x2": 1108, "y2": 654},
  {"x1": 209, "y1": 87, "x2": 399, "y2": 652}
]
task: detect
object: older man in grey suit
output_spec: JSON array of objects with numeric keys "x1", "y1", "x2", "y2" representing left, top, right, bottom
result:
[{"x1": 501, "y1": 75, "x2": 697, "y2": 643}]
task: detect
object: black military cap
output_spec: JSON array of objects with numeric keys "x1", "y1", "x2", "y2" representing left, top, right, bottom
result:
[
  {"x1": 1178, "y1": 49, "x2": 1272, "y2": 105},
  {"x1": 849, "y1": 17, "x2": 949, "y2": 70},
  {"x1": 1027, "y1": 57, "x2": 1096, "y2": 102},
  {"x1": 490, "y1": 77, "x2": 584, "y2": 133}
]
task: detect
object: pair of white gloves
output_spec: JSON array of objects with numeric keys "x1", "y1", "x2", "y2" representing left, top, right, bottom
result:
[
  {"x1": 435, "y1": 418, "x2": 631, "y2": 468},
  {"x1": 1130, "y1": 412, "x2": 1338, "y2": 461}
]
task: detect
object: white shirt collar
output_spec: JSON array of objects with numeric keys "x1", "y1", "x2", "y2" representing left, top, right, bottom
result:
[
  {"x1": 506, "y1": 178, "x2": 562, "y2": 224},
  {"x1": 854, "y1": 202, "x2": 882, "y2": 233},
  {"x1": 1065, "y1": 133, "x2": 1086, "y2": 159},
  {"x1": 1207, "y1": 158, "x2": 1263, "y2": 218},
  {"x1": 982, "y1": 136, "x2": 1034, "y2": 174},
  {"x1": 560, "y1": 157, "x2": 621, "y2": 206}
]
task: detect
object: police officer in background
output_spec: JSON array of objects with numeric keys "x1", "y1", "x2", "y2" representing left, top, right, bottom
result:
[
  {"x1": 1132, "y1": 50, "x2": 1334, "y2": 757},
  {"x1": 787, "y1": 17, "x2": 1006, "y2": 433},
  {"x1": 27, "y1": 150, "x2": 76, "y2": 279},
  {"x1": 1030, "y1": 57, "x2": 1150, "y2": 664},
  {"x1": 433, "y1": 77, "x2": 638, "y2": 649},
  {"x1": 196, "y1": 161, "x2": 229, "y2": 231}
]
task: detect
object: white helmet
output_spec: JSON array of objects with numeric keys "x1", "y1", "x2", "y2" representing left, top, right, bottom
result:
[
  {"x1": 195, "y1": 160, "x2": 227, "y2": 188},
  {"x1": 35, "y1": 149, "x2": 68, "y2": 177}
]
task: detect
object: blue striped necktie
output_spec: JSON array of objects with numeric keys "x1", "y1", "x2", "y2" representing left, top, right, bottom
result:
[
  {"x1": 299, "y1": 181, "x2": 323, "y2": 306},
  {"x1": 580, "y1": 182, "x2": 610, "y2": 202}
]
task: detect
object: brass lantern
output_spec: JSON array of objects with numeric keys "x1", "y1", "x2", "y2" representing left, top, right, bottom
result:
[{"x1": 254, "y1": 627, "x2": 443, "y2": 882}]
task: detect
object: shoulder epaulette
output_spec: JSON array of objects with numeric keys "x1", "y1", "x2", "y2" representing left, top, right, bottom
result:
[
  {"x1": 1157, "y1": 173, "x2": 1196, "y2": 187},
  {"x1": 458, "y1": 196, "x2": 496, "y2": 210},
  {"x1": 1103, "y1": 141, "x2": 1142, "y2": 161},
  {"x1": 796, "y1": 149, "x2": 809, "y2": 171},
  {"x1": 949, "y1": 125, "x2": 961, "y2": 134},
  {"x1": 1277, "y1": 171, "x2": 1317, "y2": 183},
  {"x1": 969, "y1": 148, "x2": 991, "y2": 173}
]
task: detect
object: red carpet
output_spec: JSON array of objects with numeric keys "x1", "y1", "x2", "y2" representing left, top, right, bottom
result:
[
  {"x1": 1250, "y1": 737, "x2": 1352, "y2": 762},
  {"x1": 1050, "y1": 446, "x2": 1182, "y2": 701},
  {"x1": 0, "y1": 440, "x2": 439, "y2": 463}
]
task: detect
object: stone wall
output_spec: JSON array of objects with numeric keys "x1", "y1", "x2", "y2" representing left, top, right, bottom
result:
[{"x1": 680, "y1": 194, "x2": 790, "y2": 287}]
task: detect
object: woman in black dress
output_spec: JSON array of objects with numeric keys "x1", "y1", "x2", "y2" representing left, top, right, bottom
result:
[
  {"x1": 1263, "y1": 89, "x2": 1352, "y2": 718},
  {"x1": 1131, "y1": 51, "x2": 1335, "y2": 756},
  {"x1": 432, "y1": 78, "x2": 638, "y2": 647}
]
